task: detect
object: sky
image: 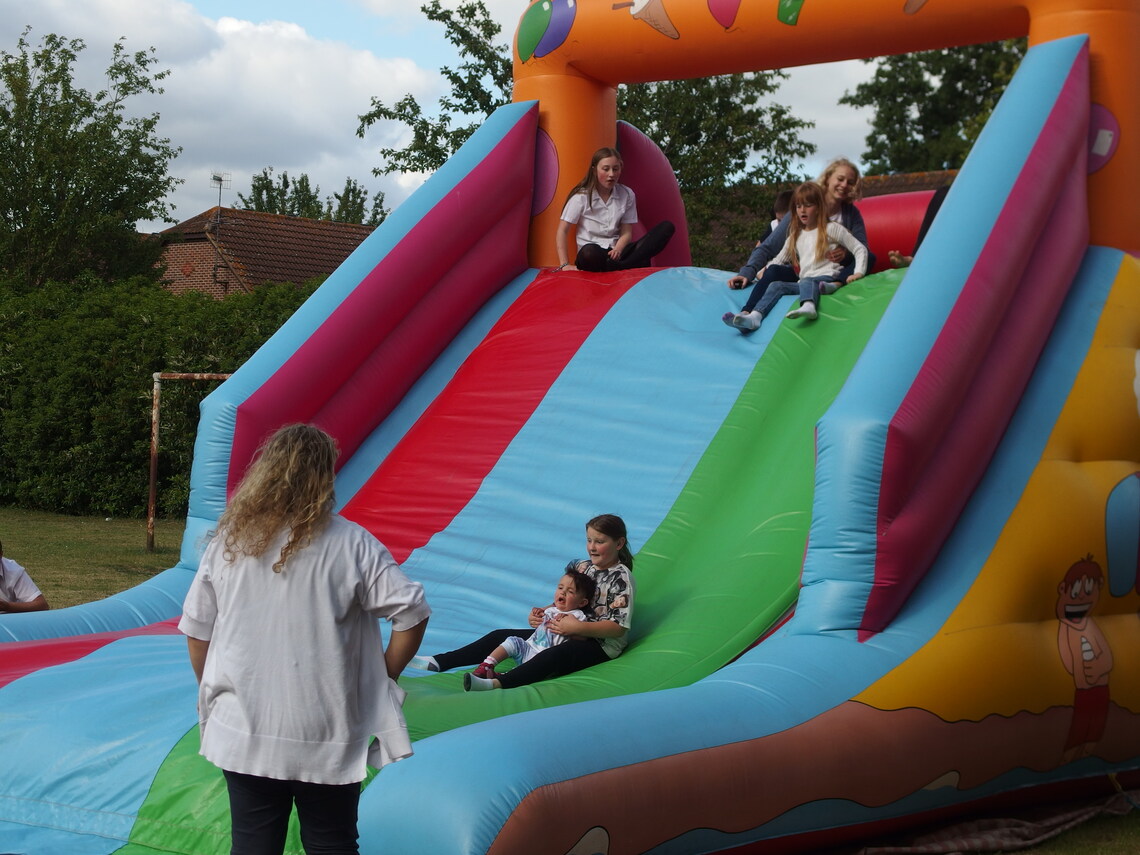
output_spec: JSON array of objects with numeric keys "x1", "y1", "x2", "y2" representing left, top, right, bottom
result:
[{"x1": 0, "y1": 0, "x2": 876, "y2": 232}]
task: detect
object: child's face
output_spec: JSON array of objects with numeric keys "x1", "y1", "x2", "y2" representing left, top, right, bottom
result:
[
  {"x1": 553, "y1": 574, "x2": 588, "y2": 611},
  {"x1": 796, "y1": 199, "x2": 819, "y2": 227},
  {"x1": 586, "y1": 526, "x2": 624, "y2": 569},
  {"x1": 825, "y1": 166, "x2": 857, "y2": 204},
  {"x1": 594, "y1": 156, "x2": 622, "y2": 190}
]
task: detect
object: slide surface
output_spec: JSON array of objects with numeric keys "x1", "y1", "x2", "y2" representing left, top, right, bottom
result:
[{"x1": 2, "y1": 29, "x2": 1140, "y2": 855}]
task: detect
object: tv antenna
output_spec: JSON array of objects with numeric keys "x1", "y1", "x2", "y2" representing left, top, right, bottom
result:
[
  {"x1": 209, "y1": 171, "x2": 231, "y2": 208},
  {"x1": 208, "y1": 171, "x2": 233, "y2": 292}
]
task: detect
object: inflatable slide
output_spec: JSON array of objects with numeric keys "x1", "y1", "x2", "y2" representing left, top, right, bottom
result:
[{"x1": 2, "y1": 1, "x2": 1139, "y2": 854}]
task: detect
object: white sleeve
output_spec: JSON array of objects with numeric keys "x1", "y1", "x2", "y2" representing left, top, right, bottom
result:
[
  {"x1": 830, "y1": 222, "x2": 868, "y2": 275},
  {"x1": 358, "y1": 537, "x2": 431, "y2": 631},
  {"x1": 560, "y1": 192, "x2": 587, "y2": 224}
]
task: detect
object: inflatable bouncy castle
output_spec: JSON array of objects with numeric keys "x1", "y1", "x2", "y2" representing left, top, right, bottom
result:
[{"x1": 2, "y1": 1, "x2": 1139, "y2": 853}]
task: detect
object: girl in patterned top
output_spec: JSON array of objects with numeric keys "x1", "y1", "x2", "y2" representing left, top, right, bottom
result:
[{"x1": 414, "y1": 514, "x2": 636, "y2": 690}]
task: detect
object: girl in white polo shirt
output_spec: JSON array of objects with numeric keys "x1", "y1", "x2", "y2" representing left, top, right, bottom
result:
[{"x1": 555, "y1": 147, "x2": 674, "y2": 272}]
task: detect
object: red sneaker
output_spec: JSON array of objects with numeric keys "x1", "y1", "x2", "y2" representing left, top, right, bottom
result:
[{"x1": 472, "y1": 662, "x2": 498, "y2": 679}]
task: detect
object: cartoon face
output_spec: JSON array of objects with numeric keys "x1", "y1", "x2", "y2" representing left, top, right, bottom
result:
[{"x1": 1055, "y1": 557, "x2": 1104, "y2": 628}]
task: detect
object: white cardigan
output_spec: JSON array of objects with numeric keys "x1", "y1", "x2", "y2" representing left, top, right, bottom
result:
[{"x1": 179, "y1": 515, "x2": 431, "y2": 784}]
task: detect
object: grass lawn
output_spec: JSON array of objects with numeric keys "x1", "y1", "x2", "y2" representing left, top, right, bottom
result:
[
  {"x1": 0, "y1": 506, "x2": 186, "y2": 609},
  {"x1": 0, "y1": 506, "x2": 1135, "y2": 853}
]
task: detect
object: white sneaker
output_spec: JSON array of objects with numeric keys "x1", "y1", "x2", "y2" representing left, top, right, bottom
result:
[
  {"x1": 463, "y1": 672, "x2": 497, "y2": 692},
  {"x1": 733, "y1": 311, "x2": 762, "y2": 331},
  {"x1": 786, "y1": 301, "x2": 818, "y2": 320},
  {"x1": 409, "y1": 655, "x2": 439, "y2": 672}
]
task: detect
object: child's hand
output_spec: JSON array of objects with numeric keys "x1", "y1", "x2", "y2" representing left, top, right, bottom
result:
[
  {"x1": 846, "y1": 272, "x2": 864, "y2": 284},
  {"x1": 549, "y1": 614, "x2": 584, "y2": 637},
  {"x1": 529, "y1": 606, "x2": 544, "y2": 628}
]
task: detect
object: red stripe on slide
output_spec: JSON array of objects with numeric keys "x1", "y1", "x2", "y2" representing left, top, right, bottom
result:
[
  {"x1": 0, "y1": 618, "x2": 182, "y2": 689},
  {"x1": 341, "y1": 268, "x2": 651, "y2": 562}
]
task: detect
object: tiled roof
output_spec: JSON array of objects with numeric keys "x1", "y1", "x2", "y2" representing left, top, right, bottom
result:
[{"x1": 157, "y1": 207, "x2": 375, "y2": 298}]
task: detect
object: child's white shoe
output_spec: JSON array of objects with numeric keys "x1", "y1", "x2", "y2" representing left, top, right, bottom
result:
[
  {"x1": 409, "y1": 655, "x2": 439, "y2": 672},
  {"x1": 786, "y1": 301, "x2": 818, "y2": 321}
]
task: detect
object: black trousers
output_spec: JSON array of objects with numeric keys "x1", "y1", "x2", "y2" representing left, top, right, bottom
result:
[
  {"x1": 433, "y1": 627, "x2": 610, "y2": 689},
  {"x1": 575, "y1": 220, "x2": 676, "y2": 272},
  {"x1": 223, "y1": 769, "x2": 361, "y2": 855}
]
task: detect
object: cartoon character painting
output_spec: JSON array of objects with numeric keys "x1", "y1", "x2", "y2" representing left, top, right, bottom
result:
[{"x1": 1055, "y1": 555, "x2": 1114, "y2": 761}]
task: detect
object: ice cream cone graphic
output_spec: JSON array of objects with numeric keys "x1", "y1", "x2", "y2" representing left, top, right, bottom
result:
[{"x1": 613, "y1": 0, "x2": 680, "y2": 39}]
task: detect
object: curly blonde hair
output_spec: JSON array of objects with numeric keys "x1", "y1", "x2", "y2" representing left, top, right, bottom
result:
[{"x1": 217, "y1": 424, "x2": 338, "y2": 573}]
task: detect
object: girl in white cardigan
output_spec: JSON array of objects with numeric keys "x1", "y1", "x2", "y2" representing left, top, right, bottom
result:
[{"x1": 724, "y1": 181, "x2": 868, "y2": 331}]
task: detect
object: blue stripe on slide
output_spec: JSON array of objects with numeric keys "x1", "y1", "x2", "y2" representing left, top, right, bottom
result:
[
  {"x1": 395, "y1": 265, "x2": 771, "y2": 656},
  {"x1": 0, "y1": 635, "x2": 196, "y2": 850}
]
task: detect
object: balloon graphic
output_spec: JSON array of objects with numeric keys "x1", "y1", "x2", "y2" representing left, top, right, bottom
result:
[
  {"x1": 708, "y1": 0, "x2": 742, "y2": 29},
  {"x1": 518, "y1": 0, "x2": 577, "y2": 62}
]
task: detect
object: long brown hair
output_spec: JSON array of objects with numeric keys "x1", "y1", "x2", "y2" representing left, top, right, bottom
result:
[
  {"x1": 786, "y1": 182, "x2": 831, "y2": 269},
  {"x1": 218, "y1": 424, "x2": 338, "y2": 572},
  {"x1": 564, "y1": 147, "x2": 622, "y2": 210}
]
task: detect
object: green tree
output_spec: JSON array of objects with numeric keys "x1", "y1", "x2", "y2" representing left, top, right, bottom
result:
[
  {"x1": 839, "y1": 39, "x2": 1027, "y2": 174},
  {"x1": 237, "y1": 167, "x2": 324, "y2": 219},
  {"x1": 618, "y1": 76, "x2": 814, "y2": 264},
  {"x1": 325, "y1": 178, "x2": 389, "y2": 226},
  {"x1": 0, "y1": 28, "x2": 183, "y2": 289},
  {"x1": 357, "y1": 0, "x2": 512, "y2": 176},
  {"x1": 238, "y1": 168, "x2": 389, "y2": 226}
]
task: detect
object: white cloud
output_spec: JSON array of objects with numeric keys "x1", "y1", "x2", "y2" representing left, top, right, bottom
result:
[
  {"x1": 0, "y1": 0, "x2": 879, "y2": 232},
  {"x1": 0, "y1": 0, "x2": 442, "y2": 229}
]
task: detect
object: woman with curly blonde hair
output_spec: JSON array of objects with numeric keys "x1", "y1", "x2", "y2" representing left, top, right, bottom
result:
[{"x1": 179, "y1": 423, "x2": 430, "y2": 855}]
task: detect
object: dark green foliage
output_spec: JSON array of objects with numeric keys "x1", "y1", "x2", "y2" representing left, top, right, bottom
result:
[
  {"x1": 357, "y1": 0, "x2": 512, "y2": 176},
  {"x1": 618, "y1": 76, "x2": 813, "y2": 268},
  {"x1": 0, "y1": 277, "x2": 316, "y2": 517},
  {"x1": 0, "y1": 28, "x2": 182, "y2": 289},
  {"x1": 236, "y1": 169, "x2": 389, "y2": 225},
  {"x1": 839, "y1": 39, "x2": 1027, "y2": 174}
]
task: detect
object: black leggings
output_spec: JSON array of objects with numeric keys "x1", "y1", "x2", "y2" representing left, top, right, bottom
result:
[
  {"x1": 433, "y1": 628, "x2": 610, "y2": 689},
  {"x1": 223, "y1": 769, "x2": 360, "y2": 855},
  {"x1": 575, "y1": 220, "x2": 675, "y2": 272}
]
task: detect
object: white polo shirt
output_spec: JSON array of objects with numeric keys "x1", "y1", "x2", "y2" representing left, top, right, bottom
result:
[{"x1": 560, "y1": 184, "x2": 639, "y2": 248}]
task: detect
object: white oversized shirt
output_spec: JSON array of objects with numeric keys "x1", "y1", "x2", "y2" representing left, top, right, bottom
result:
[
  {"x1": 178, "y1": 515, "x2": 431, "y2": 784},
  {"x1": 559, "y1": 184, "x2": 639, "y2": 248},
  {"x1": 0, "y1": 556, "x2": 43, "y2": 608}
]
